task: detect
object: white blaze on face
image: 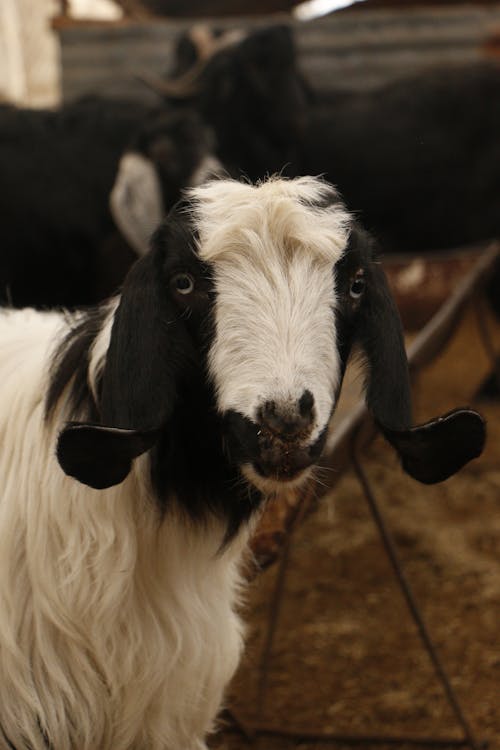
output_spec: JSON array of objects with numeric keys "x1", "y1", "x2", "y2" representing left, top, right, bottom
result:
[{"x1": 188, "y1": 176, "x2": 351, "y2": 443}]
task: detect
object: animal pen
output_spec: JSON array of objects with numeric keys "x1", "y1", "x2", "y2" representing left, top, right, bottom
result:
[{"x1": 4, "y1": 3, "x2": 499, "y2": 749}]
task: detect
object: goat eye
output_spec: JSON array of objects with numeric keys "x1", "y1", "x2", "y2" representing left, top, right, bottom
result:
[
  {"x1": 350, "y1": 276, "x2": 365, "y2": 299},
  {"x1": 172, "y1": 273, "x2": 195, "y2": 295}
]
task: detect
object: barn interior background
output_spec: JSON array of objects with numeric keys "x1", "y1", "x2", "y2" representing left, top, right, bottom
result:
[
  {"x1": 5, "y1": 0, "x2": 500, "y2": 105},
  {"x1": 1, "y1": 1, "x2": 499, "y2": 749}
]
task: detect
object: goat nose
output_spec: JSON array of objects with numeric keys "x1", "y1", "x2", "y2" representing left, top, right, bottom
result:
[{"x1": 259, "y1": 390, "x2": 315, "y2": 438}]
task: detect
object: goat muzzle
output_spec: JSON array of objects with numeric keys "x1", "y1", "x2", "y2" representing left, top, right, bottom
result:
[{"x1": 253, "y1": 438, "x2": 317, "y2": 482}]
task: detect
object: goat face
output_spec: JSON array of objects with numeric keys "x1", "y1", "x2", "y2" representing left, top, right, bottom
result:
[
  {"x1": 197, "y1": 179, "x2": 349, "y2": 490},
  {"x1": 57, "y1": 176, "x2": 485, "y2": 500}
]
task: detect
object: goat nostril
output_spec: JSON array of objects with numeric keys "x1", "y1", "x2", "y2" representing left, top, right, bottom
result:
[
  {"x1": 259, "y1": 393, "x2": 315, "y2": 438},
  {"x1": 260, "y1": 401, "x2": 281, "y2": 433},
  {"x1": 299, "y1": 389, "x2": 315, "y2": 418}
]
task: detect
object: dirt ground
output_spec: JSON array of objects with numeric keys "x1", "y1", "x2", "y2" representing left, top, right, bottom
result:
[{"x1": 213, "y1": 304, "x2": 500, "y2": 750}]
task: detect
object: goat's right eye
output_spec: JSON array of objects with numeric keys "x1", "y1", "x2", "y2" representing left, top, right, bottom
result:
[
  {"x1": 350, "y1": 274, "x2": 365, "y2": 299},
  {"x1": 172, "y1": 273, "x2": 195, "y2": 295}
]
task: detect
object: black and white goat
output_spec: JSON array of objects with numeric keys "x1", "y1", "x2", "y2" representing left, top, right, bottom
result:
[{"x1": 0, "y1": 176, "x2": 484, "y2": 750}]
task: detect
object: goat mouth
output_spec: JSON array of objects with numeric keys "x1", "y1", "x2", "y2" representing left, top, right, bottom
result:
[
  {"x1": 242, "y1": 430, "x2": 328, "y2": 494},
  {"x1": 252, "y1": 450, "x2": 315, "y2": 482},
  {"x1": 241, "y1": 461, "x2": 313, "y2": 494},
  {"x1": 255, "y1": 425, "x2": 327, "y2": 474},
  {"x1": 221, "y1": 409, "x2": 328, "y2": 493}
]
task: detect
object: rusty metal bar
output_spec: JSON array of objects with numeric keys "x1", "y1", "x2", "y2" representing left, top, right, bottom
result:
[
  {"x1": 405, "y1": 242, "x2": 499, "y2": 372},
  {"x1": 351, "y1": 441, "x2": 483, "y2": 750},
  {"x1": 255, "y1": 491, "x2": 312, "y2": 718},
  {"x1": 474, "y1": 296, "x2": 500, "y2": 396},
  {"x1": 223, "y1": 721, "x2": 488, "y2": 747}
]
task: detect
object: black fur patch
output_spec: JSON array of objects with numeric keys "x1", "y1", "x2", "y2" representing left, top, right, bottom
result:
[
  {"x1": 381, "y1": 409, "x2": 486, "y2": 484},
  {"x1": 49, "y1": 207, "x2": 264, "y2": 539},
  {"x1": 150, "y1": 378, "x2": 262, "y2": 544},
  {"x1": 335, "y1": 224, "x2": 412, "y2": 432},
  {"x1": 45, "y1": 305, "x2": 109, "y2": 422}
]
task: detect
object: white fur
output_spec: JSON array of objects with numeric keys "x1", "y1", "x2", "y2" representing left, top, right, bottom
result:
[
  {"x1": 0, "y1": 308, "x2": 248, "y2": 750},
  {"x1": 110, "y1": 151, "x2": 164, "y2": 256},
  {"x1": 0, "y1": 176, "x2": 351, "y2": 750},
  {"x1": 187, "y1": 154, "x2": 225, "y2": 187},
  {"x1": 87, "y1": 299, "x2": 118, "y2": 404},
  {"x1": 110, "y1": 152, "x2": 225, "y2": 258},
  {"x1": 189, "y1": 176, "x2": 351, "y2": 443}
]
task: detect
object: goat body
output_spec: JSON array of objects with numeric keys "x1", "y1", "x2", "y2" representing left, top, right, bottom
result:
[
  {"x1": 0, "y1": 177, "x2": 484, "y2": 750},
  {"x1": 154, "y1": 25, "x2": 310, "y2": 182},
  {"x1": 302, "y1": 63, "x2": 500, "y2": 252},
  {"x1": 0, "y1": 98, "x2": 216, "y2": 310},
  {"x1": 0, "y1": 99, "x2": 143, "y2": 308},
  {"x1": 171, "y1": 28, "x2": 500, "y2": 252}
]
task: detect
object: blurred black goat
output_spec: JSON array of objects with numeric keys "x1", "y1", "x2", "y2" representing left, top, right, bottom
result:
[
  {"x1": 0, "y1": 25, "x2": 306, "y2": 310},
  {"x1": 302, "y1": 63, "x2": 500, "y2": 254},
  {"x1": 5, "y1": 21, "x2": 499, "y2": 311},
  {"x1": 0, "y1": 99, "x2": 215, "y2": 308},
  {"x1": 146, "y1": 24, "x2": 310, "y2": 180},
  {"x1": 170, "y1": 25, "x2": 500, "y2": 255}
]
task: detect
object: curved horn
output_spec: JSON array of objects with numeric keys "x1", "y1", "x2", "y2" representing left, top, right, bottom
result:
[
  {"x1": 138, "y1": 25, "x2": 246, "y2": 100},
  {"x1": 188, "y1": 24, "x2": 221, "y2": 61},
  {"x1": 137, "y1": 64, "x2": 206, "y2": 99}
]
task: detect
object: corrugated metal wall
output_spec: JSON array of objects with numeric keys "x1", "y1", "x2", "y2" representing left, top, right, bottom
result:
[
  {"x1": 296, "y1": 5, "x2": 500, "y2": 91},
  {"x1": 57, "y1": 4, "x2": 500, "y2": 103},
  {"x1": 57, "y1": 16, "x2": 280, "y2": 103}
]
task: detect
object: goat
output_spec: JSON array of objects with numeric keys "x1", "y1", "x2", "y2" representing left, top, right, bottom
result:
[
  {"x1": 165, "y1": 26, "x2": 500, "y2": 254},
  {"x1": 0, "y1": 176, "x2": 485, "y2": 750},
  {"x1": 302, "y1": 62, "x2": 500, "y2": 254},
  {"x1": 0, "y1": 97, "x2": 217, "y2": 310},
  {"x1": 148, "y1": 24, "x2": 310, "y2": 182},
  {"x1": 109, "y1": 107, "x2": 222, "y2": 259}
]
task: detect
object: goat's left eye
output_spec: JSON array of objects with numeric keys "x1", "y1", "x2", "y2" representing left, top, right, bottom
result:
[
  {"x1": 172, "y1": 273, "x2": 195, "y2": 295},
  {"x1": 350, "y1": 276, "x2": 365, "y2": 299}
]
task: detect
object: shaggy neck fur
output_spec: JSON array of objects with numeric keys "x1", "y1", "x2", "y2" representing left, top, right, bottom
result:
[{"x1": 0, "y1": 309, "x2": 256, "y2": 750}]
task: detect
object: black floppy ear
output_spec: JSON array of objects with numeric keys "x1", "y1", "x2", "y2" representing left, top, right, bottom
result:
[
  {"x1": 357, "y1": 248, "x2": 413, "y2": 432},
  {"x1": 57, "y1": 423, "x2": 160, "y2": 490},
  {"x1": 355, "y1": 234, "x2": 486, "y2": 482},
  {"x1": 57, "y1": 219, "x2": 195, "y2": 488},
  {"x1": 380, "y1": 409, "x2": 486, "y2": 485},
  {"x1": 100, "y1": 222, "x2": 194, "y2": 431}
]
